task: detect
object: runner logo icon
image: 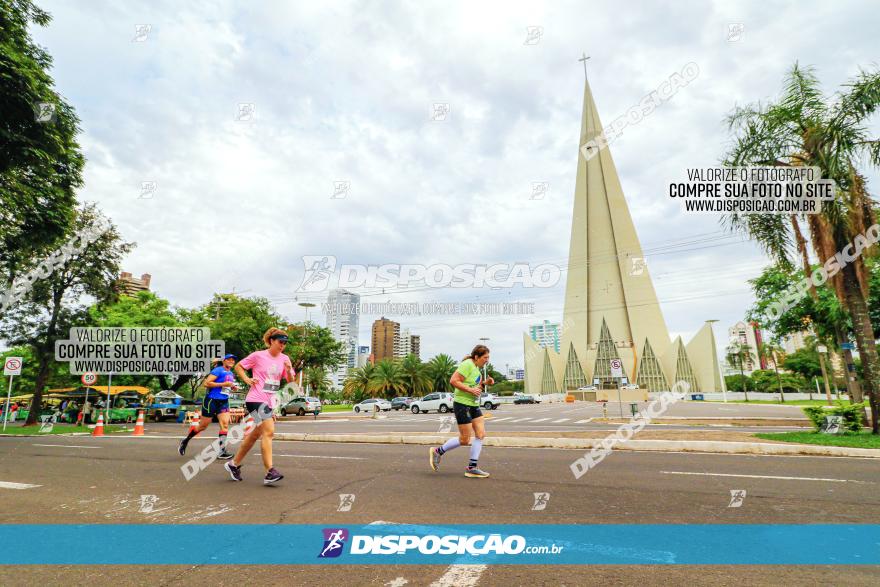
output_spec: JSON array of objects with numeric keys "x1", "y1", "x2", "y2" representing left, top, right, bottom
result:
[{"x1": 318, "y1": 528, "x2": 349, "y2": 558}]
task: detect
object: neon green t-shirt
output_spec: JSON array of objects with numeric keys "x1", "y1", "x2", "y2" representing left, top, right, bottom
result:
[{"x1": 453, "y1": 358, "x2": 482, "y2": 407}]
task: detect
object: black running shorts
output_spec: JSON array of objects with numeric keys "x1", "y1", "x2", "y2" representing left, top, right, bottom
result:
[{"x1": 453, "y1": 401, "x2": 483, "y2": 425}]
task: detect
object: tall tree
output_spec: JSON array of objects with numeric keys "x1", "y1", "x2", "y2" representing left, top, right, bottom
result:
[
  {"x1": 0, "y1": 0, "x2": 84, "y2": 284},
  {"x1": 343, "y1": 364, "x2": 375, "y2": 403},
  {"x1": 758, "y1": 341, "x2": 787, "y2": 402},
  {"x1": 725, "y1": 342, "x2": 755, "y2": 401},
  {"x1": 724, "y1": 63, "x2": 880, "y2": 432},
  {"x1": 400, "y1": 354, "x2": 432, "y2": 396},
  {"x1": 426, "y1": 354, "x2": 457, "y2": 393},
  {"x1": 368, "y1": 359, "x2": 407, "y2": 399},
  {"x1": 0, "y1": 205, "x2": 132, "y2": 425}
]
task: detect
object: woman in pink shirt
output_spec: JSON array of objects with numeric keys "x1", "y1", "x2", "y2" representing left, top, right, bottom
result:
[{"x1": 225, "y1": 327, "x2": 295, "y2": 485}]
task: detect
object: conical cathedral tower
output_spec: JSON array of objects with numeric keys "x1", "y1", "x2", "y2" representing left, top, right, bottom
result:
[{"x1": 523, "y1": 75, "x2": 720, "y2": 393}]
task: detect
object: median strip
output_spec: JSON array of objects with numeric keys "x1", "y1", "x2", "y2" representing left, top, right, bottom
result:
[{"x1": 273, "y1": 432, "x2": 880, "y2": 458}]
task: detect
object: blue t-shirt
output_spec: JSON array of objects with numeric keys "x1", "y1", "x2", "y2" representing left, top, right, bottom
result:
[{"x1": 206, "y1": 366, "x2": 234, "y2": 400}]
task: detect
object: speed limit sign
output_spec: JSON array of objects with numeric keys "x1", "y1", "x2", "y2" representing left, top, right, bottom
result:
[
  {"x1": 81, "y1": 372, "x2": 98, "y2": 386},
  {"x1": 609, "y1": 358, "x2": 623, "y2": 378}
]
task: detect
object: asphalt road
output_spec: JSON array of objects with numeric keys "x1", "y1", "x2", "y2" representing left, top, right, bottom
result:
[{"x1": 1, "y1": 432, "x2": 878, "y2": 585}]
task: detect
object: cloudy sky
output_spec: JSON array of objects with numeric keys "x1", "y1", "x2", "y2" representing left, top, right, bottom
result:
[{"x1": 30, "y1": 0, "x2": 879, "y2": 371}]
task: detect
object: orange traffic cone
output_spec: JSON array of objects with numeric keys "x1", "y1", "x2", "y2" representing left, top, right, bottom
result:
[
  {"x1": 132, "y1": 410, "x2": 145, "y2": 436},
  {"x1": 242, "y1": 414, "x2": 255, "y2": 436},
  {"x1": 188, "y1": 412, "x2": 200, "y2": 434},
  {"x1": 92, "y1": 413, "x2": 105, "y2": 437}
]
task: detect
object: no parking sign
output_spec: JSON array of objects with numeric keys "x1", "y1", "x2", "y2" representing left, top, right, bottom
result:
[
  {"x1": 4, "y1": 357, "x2": 22, "y2": 376},
  {"x1": 609, "y1": 358, "x2": 623, "y2": 378}
]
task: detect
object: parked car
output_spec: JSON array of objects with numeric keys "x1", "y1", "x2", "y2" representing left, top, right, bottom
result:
[
  {"x1": 282, "y1": 396, "x2": 322, "y2": 416},
  {"x1": 621, "y1": 384, "x2": 640, "y2": 390},
  {"x1": 411, "y1": 392, "x2": 454, "y2": 414},
  {"x1": 149, "y1": 390, "x2": 184, "y2": 422},
  {"x1": 513, "y1": 394, "x2": 540, "y2": 404},
  {"x1": 353, "y1": 398, "x2": 392, "y2": 413},
  {"x1": 478, "y1": 392, "x2": 501, "y2": 410},
  {"x1": 577, "y1": 385, "x2": 598, "y2": 391},
  {"x1": 391, "y1": 396, "x2": 414, "y2": 410}
]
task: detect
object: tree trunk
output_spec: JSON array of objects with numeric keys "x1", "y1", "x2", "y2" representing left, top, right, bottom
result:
[
  {"x1": 24, "y1": 345, "x2": 51, "y2": 426},
  {"x1": 818, "y1": 352, "x2": 833, "y2": 406},
  {"x1": 772, "y1": 356, "x2": 784, "y2": 403},
  {"x1": 740, "y1": 361, "x2": 748, "y2": 402},
  {"x1": 842, "y1": 265, "x2": 880, "y2": 434}
]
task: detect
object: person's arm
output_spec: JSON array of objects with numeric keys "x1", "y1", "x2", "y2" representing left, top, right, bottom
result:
[
  {"x1": 450, "y1": 371, "x2": 481, "y2": 397},
  {"x1": 234, "y1": 363, "x2": 257, "y2": 387},
  {"x1": 205, "y1": 372, "x2": 234, "y2": 389}
]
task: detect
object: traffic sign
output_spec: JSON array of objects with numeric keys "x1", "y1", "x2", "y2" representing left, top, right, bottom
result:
[
  {"x1": 609, "y1": 358, "x2": 623, "y2": 378},
  {"x1": 81, "y1": 372, "x2": 98, "y2": 386},
  {"x1": 840, "y1": 342, "x2": 855, "y2": 350},
  {"x1": 3, "y1": 357, "x2": 22, "y2": 376}
]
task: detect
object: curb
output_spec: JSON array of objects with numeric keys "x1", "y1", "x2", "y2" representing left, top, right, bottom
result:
[{"x1": 273, "y1": 433, "x2": 880, "y2": 458}]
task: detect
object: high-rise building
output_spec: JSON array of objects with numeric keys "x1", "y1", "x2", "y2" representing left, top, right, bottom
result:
[
  {"x1": 523, "y1": 75, "x2": 722, "y2": 393},
  {"x1": 357, "y1": 346, "x2": 370, "y2": 367},
  {"x1": 118, "y1": 272, "x2": 151, "y2": 295},
  {"x1": 372, "y1": 317, "x2": 400, "y2": 362},
  {"x1": 326, "y1": 289, "x2": 360, "y2": 388},
  {"x1": 726, "y1": 321, "x2": 765, "y2": 374},
  {"x1": 529, "y1": 320, "x2": 561, "y2": 354},
  {"x1": 396, "y1": 329, "x2": 421, "y2": 359},
  {"x1": 782, "y1": 331, "x2": 809, "y2": 355}
]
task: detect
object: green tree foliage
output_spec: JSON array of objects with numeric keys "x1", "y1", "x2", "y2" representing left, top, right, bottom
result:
[
  {"x1": 0, "y1": 205, "x2": 132, "y2": 425},
  {"x1": 367, "y1": 359, "x2": 407, "y2": 399},
  {"x1": 0, "y1": 0, "x2": 85, "y2": 283},
  {"x1": 426, "y1": 354, "x2": 457, "y2": 393},
  {"x1": 400, "y1": 354, "x2": 432, "y2": 396}
]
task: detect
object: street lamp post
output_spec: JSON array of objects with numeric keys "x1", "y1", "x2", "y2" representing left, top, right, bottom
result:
[
  {"x1": 479, "y1": 337, "x2": 490, "y2": 393},
  {"x1": 706, "y1": 320, "x2": 727, "y2": 403},
  {"x1": 298, "y1": 302, "x2": 316, "y2": 390}
]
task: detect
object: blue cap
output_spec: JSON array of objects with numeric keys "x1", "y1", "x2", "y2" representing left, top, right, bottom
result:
[{"x1": 223, "y1": 354, "x2": 237, "y2": 360}]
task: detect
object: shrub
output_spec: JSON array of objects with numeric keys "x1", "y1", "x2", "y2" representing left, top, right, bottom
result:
[{"x1": 802, "y1": 403, "x2": 866, "y2": 432}]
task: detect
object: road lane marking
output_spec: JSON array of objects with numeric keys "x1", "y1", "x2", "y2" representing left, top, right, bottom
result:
[
  {"x1": 489, "y1": 417, "x2": 512, "y2": 422},
  {"x1": 552, "y1": 418, "x2": 570, "y2": 423},
  {"x1": 510, "y1": 418, "x2": 532, "y2": 423},
  {"x1": 531, "y1": 418, "x2": 551, "y2": 422},
  {"x1": 430, "y1": 564, "x2": 487, "y2": 587},
  {"x1": 255, "y1": 453, "x2": 366, "y2": 460},
  {"x1": 0, "y1": 481, "x2": 42, "y2": 490},
  {"x1": 32, "y1": 444, "x2": 101, "y2": 449},
  {"x1": 575, "y1": 419, "x2": 593, "y2": 424},
  {"x1": 660, "y1": 471, "x2": 872, "y2": 483}
]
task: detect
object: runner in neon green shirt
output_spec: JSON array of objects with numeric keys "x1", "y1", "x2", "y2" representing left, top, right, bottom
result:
[{"x1": 430, "y1": 345, "x2": 494, "y2": 478}]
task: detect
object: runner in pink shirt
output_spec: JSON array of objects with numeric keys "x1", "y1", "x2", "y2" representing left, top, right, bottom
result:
[{"x1": 225, "y1": 327, "x2": 295, "y2": 485}]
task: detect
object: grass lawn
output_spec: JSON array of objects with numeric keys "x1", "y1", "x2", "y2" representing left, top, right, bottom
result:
[
  {"x1": 754, "y1": 430, "x2": 880, "y2": 449},
  {"x1": 0, "y1": 423, "x2": 127, "y2": 435},
  {"x1": 321, "y1": 404, "x2": 353, "y2": 412}
]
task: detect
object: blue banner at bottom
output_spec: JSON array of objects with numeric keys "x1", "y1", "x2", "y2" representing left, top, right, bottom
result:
[{"x1": 1, "y1": 524, "x2": 878, "y2": 565}]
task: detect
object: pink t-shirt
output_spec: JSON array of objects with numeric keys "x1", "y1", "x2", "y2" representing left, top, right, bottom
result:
[{"x1": 238, "y1": 349, "x2": 293, "y2": 409}]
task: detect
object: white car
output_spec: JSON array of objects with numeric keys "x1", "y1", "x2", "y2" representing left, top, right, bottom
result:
[
  {"x1": 478, "y1": 392, "x2": 501, "y2": 410},
  {"x1": 577, "y1": 386, "x2": 598, "y2": 391},
  {"x1": 353, "y1": 398, "x2": 392, "y2": 413},
  {"x1": 411, "y1": 392, "x2": 454, "y2": 414}
]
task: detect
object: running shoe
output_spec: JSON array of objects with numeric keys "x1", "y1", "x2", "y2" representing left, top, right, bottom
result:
[
  {"x1": 217, "y1": 450, "x2": 234, "y2": 460},
  {"x1": 263, "y1": 467, "x2": 284, "y2": 485},
  {"x1": 429, "y1": 447, "x2": 442, "y2": 471},
  {"x1": 224, "y1": 461, "x2": 242, "y2": 481},
  {"x1": 178, "y1": 439, "x2": 187, "y2": 456},
  {"x1": 464, "y1": 467, "x2": 490, "y2": 478}
]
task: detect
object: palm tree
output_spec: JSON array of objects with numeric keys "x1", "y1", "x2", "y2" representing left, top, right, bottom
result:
[
  {"x1": 368, "y1": 359, "x2": 407, "y2": 399},
  {"x1": 723, "y1": 63, "x2": 880, "y2": 432},
  {"x1": 400, "y1": 354, "x2": 432, "y2": 396},
  {"x1": 304, "y1": 366, "x2": 331, "y2": 396},
  {"x1": 726, "y1": 342, "x2": 756, "y2": 401},
  {"x1": 758, "y1": 341, "x2": 786, "y2": 403},
  {"x1": 426, "y1": 354, "x2": 457, "y2": 393},
  {"x1": 343, "y1": 363, "x2": 375, "y2": 403}
]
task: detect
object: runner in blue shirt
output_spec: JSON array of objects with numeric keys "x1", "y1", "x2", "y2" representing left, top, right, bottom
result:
[{"x1": 178, "y1": 354, "x2": 238, "y2": 459}]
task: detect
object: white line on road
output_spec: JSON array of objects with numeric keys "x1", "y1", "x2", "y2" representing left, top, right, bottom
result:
[
  {"x1": 575, "y1": 419, "x2": 593, "y2": 424},
  {"x1": 430, "y1": 565, "x2": 487, "y2": 587},
  {"x1": 489, "y1": 417, "x2": 512, "y2": 422},
  {"x1": 510, "y1": 418, "x2": 532, "y2": 423},
  {"x1": 255, "y1": 453, "x2": 366, "y2": 460},
  {"x1": 660, "y1": 471, "x2": 873, "y2": 483},
  {"x1": 32, "y1": 444, "x2": 101, "y2": 449},
  {"x1": 552, "y1": 418, "x2": 570, "y2": 423},
  {"x1": 0, "y1": 481, "x2": 42, "y2": 490},
  {"x1": 531, "y1": 418, "x2": 551, "y2": 423}
]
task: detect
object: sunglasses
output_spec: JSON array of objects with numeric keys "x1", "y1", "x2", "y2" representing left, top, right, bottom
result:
[{"x1": 272, "y1": 337, "x2": 289, "y2": 344}]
